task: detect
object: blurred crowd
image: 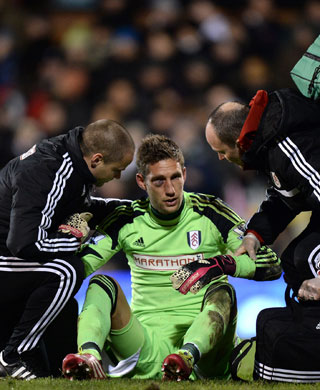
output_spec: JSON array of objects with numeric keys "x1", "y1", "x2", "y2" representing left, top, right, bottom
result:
[{"x1": 1, "y1": 0, "x2": 319, "y2": 258}]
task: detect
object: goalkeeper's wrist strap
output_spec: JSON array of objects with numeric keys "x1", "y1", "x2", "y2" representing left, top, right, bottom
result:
[
  {"x1": 58, "y1": 224, "x2": 83, "y2": 239},
  {"x1": 214, "y1": 255, "x2": 236, "y2": 276},
  {"x1": 178, "y1": 255, "x2": 236, "y2": 295}
]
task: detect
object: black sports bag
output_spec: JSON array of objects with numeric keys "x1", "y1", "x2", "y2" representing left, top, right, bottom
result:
[{"x1": 231, "y1": 287, "x2": 320, "y2": 383}]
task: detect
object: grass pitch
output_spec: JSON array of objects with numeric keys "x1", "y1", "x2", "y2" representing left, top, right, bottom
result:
[
  {"x1": 0, "y1": 343, "x2": 316, "y2": 390},
  {"x1": 1, "y1": 378, "x2": 320, "y2": 390}
]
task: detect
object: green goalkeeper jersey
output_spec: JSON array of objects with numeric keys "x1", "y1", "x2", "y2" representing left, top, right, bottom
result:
[{"x1": 80, "y1": 192, "x2": 281, "y2": 320}]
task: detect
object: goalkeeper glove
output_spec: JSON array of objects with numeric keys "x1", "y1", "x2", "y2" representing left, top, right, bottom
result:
[
  {"x1": 58, "y1": 212, "x2": 93, "y2": 243},
  {"x1": 170, "y1": 255, "x2": 236, "y2": 294}
]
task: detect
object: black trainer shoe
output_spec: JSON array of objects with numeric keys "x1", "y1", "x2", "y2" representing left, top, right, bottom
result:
[{"x1": 0, "y1": 351, "x2": 37, "y2": 380}]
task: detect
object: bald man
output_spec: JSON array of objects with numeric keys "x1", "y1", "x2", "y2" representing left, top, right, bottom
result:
[{"x1": 205, "y1": 87, "x2": 320, "y2": 302}]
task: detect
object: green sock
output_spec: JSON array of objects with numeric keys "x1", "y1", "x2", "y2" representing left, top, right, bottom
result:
[
  {"x1": 77, "y1": 275, "x2": 117, "y2": 359},
  {"x1": 182, "y1": 287, "x2": 232, "y2": 356},
  {"x1": 109, "y1": 314, "x2": 144, "y2": 361}
]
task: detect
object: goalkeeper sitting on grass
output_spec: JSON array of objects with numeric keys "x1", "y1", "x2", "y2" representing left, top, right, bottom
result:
[{"x1": 62, "y1": 134, "x2": 282, "y2": 382}]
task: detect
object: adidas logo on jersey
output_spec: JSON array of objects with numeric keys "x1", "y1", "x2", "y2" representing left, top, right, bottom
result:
[
  {"x1": 316, "y1": 322, "x2": 320, "y2": 330},
  {"x1": 133, "y1": 237, "x2": 145, "y2": 247}
]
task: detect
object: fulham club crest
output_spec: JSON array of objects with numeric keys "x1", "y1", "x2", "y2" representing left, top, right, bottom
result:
[{"x1": 187, "y1": 231, "x2": 201, "y2": 250}]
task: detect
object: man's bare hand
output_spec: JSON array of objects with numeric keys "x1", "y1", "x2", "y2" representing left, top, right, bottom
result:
[
  {"x1": 234, "y1": 233, "x2": 261, "y2": 260},
  {"x1": 298, "y1": 277, "x2": 320, "y2": 301}
]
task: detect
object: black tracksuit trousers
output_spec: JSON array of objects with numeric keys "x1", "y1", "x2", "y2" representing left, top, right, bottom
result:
[
  {"x1": 281, "y1": 211, "x2": 320, "y2": 295},
  {"x1": 0, "y1": 255, "x2": 84, "y2": 376}
]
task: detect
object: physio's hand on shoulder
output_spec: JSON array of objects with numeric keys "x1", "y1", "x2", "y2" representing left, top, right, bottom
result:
[
  {"x1": 298, "y1": 277, "x2": 320, "y2": 301},
  {"x1": 234, "y1": 233, "x2": 261, "y2": 260},
  {"x1": 58, "y1": 212, "x2": 93, "y2": 243},
  {"x1": 170, "y1": 255, "x2": 236, "y2": 294}
]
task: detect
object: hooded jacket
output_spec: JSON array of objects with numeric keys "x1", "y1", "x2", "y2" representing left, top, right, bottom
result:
[{"x1": 240, "y1": 88, "x2": 320, "y2": 244}]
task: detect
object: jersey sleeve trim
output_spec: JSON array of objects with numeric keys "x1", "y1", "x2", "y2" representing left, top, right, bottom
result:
[
  {"x1": 97, "y1": 199, "x2": 149, "y2": 249},
  {"x1": 189, "y1": 193, "x2": 244, "y2": 242}
]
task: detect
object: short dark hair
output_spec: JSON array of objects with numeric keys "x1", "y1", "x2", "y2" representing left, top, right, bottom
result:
[
  {"x1": 136, "y1": 134, "x2": 184, "y2": 177},
  {"x1": 208, "y1": 102, "x2": 249, "y2": 147},
  {"x1": 80, "y1": 119, "x2": 135, "y2": 162}
]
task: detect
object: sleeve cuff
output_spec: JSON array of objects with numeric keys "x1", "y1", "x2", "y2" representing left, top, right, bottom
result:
[{"x1": 245, "y1": 229, "x2": 264, "y2": 244}]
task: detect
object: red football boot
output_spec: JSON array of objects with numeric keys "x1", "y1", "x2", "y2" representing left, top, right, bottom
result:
[
  {"x1": 161, "y1": 352, "x2": 193, "y2": 381},
  {"x1": 62, "y1": 353, "x2": 106, "y2": 380}
]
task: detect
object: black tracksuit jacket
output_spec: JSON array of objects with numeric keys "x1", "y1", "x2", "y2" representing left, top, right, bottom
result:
[
  {"x1": 0, "y1": 126, "x2": 111, "y2": 262},
  {"x1": 242, "y1": 88, "x2": 320, "y2": 244}
]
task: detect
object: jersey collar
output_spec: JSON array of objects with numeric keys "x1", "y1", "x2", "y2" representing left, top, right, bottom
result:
[{"x1": 150, "y1": 197, "x2": 185, "y2": 226}]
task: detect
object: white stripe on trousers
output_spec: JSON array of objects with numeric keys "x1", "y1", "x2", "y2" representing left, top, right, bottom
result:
[{"x1": 0, "y1": 258, "x2": 77, "y2": 353}]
